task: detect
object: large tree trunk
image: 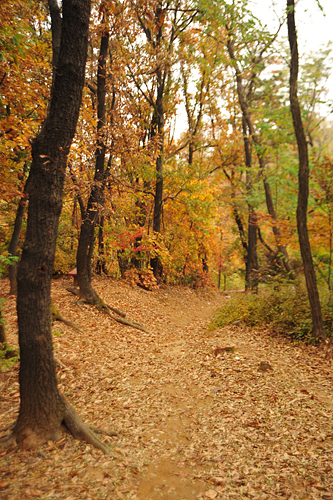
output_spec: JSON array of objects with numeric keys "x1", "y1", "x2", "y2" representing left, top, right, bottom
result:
[
  {"x1": 287, "y1": 0, "x2": 325, "y2": 341},
  {"x1": 14, "y1": 0, "x2": 94, "y2": 450},
  {"x1": 77, "y1": 27, "x2": 109, "y2": 303}
]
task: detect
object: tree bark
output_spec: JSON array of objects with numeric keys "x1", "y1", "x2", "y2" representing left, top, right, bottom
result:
[
  {"x1": 48, "y1": 0, "x2": 62, "y2": 72},
  {"x1": 0, "y1": 308, "x2": 7, "y2": 345},
  {"x1": 151, "y1": 3, "x2": 165, "y2": 279},
  {"x1": 287, "y1": 0, "x2": 325, "y2": 341},
  {"x1": 77, "y1": 27, "x2": 109, "y2": 303},
  {"x1": 8, "y1": 172, "x2": 30, "y2": 295},
  {"x1": 243, "y1": 117, "x2": 258, "y2": 292},
  {"x1": 96, "y1": 215, "x2": 108, "y2": 275},
  {"x1": 14, "y1": 0, "x2": 92, "y2": 450}
]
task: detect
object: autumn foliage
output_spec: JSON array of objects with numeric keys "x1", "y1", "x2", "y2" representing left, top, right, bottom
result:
[{"x1": 1, "y1": 0, "x2": 333, "y2": 296}]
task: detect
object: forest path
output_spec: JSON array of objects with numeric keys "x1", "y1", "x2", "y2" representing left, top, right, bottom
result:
[{"x1": 1, "y1": 277, "x2": 333, "y2": 500}]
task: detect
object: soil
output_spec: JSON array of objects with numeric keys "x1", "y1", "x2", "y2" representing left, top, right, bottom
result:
[{"x1": 1, "y1": 276, "x2": 333, "y2": 500}]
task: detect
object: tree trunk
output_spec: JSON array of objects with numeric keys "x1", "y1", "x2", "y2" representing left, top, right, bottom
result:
[
  {"x1": 8, "y1": 172, "x2": 30, "y2": 295},
  {"x1": 243, "y1": 117, "x2": 258, "y2": 292},
  {"x1": 226, "y1": 32, "x2": 295, "y2": 280},
  {"x1": 77, "y1": 27, "x2": 109, "y2": 303},
  {"x1": 96, "y1": 215, "x2": 108, "y2": 275},
  {"x1": 0, "y1": 308, "x2": 7, "y2": 345},
  {"x1": 287, "y1": 0, "x2": 325, "y2": 341},
  {"x1": 14, "y1": 0, "x2": 92, "y2": 450},
  {"x1": 147, "y1": 3, "x2": 165, "y2": 280},
  {"x1": 246, "y1": 213, "x2": 258, "y2": 292}
]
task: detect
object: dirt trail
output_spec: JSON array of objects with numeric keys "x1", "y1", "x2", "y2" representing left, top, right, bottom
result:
[{"x1": 1, "y1": 277, "x2": 333, "y2": 500}]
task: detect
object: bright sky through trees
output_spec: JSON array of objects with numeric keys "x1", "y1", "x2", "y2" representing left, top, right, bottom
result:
[{"x1": 252, "y1": 0, "x2": 333, "y2": 100}]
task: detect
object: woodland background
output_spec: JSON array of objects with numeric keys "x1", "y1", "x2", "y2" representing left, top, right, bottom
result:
[
  {"x1": 1, "y1": 0, "x2": 333, "y2": 342},
  {"x1": 2, "y1": 2, "x2": 333, "y2": 498}
]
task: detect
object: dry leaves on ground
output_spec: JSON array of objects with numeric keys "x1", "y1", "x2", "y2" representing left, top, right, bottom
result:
[{"x1": 1, "y1": 276, "x2": 333, "y2": 500}]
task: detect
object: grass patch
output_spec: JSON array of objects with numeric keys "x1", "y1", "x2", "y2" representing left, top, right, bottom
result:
[{"x1": 210, "y1": 283, "x2": 333, "y2": 342}]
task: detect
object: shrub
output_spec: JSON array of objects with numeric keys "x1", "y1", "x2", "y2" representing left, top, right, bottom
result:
[{"x1": 210, "y1": 282, "x2": 333, "y2": 342}]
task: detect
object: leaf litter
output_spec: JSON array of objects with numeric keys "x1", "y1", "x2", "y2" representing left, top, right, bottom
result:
[{"x1": 1, "y1": 276, "x2": 333, "y2": 499}]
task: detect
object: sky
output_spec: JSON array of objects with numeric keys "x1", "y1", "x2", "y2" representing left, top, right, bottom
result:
[{"x1": 252, "y1": 0, "x2": 333, "y2": 100}]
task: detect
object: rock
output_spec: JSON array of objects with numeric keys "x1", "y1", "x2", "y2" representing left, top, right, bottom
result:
[{"x1": 258, "y1": 361, "x2": 273, "y2": 372}]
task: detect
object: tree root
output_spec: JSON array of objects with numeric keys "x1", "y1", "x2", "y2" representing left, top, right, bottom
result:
[
  {"x1": 103, "y1": 306, "x2": 147, "y2": 332},
  {"x1": 104, "y1": 303, "x2": 126, "y2": 318},
  {"x1": 51, "y1": 302, "x2": 82, "y2": 333},
  {"x1": 66, "y1": 287, "x2": 125, "y2": 317},
  {"x1": 0, "y1": 433, "x2": 16, "y2": 447},
  {"x1": 0, "y1": 405, "x2": 118, "y2": 454},
  {"x1": 90, "y1": 426, "x2": 119, "y2": 437},
  {"x1": 0, "y1": 421, "x2": 17, "y2": 448},
  {"x1": 61, "y1": 397, "x2": 115, "y2": 455},
  {"x1": 71, "y1": 291, "x2": 147, "y2": 332},
  {"x1": 0, "y1": 421, "x2": 16, "y2": 434},
  {"x1": 55, "y1": 357, "x2": 66, "y2": 369}
]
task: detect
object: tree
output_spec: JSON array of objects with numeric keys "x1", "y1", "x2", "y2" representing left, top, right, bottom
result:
[
  {"x1": 287, "y1": 0, "x2": 325, "y2": 341},
  {"x1": 1, "y1": 0, "x2": 113, "y2": 452},
  {"x1": 125, "y1": 0, "x2": 198, "y2": 278},
  {"x1": 1, "y1": 1, "x2": 52, "y2": 293},
  {"x1": 76, "y1": 20, "x2": 110, "y2": 304},
  {"x1": 225, "y1": 12, "x2": 295, "y2": 281}
]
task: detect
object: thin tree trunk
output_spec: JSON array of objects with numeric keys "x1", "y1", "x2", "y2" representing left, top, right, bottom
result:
[
  {"x1": 77, "y1": 27, "x2": 109, "y2": 302},
  {"x1": 96, "y1": 215, "x2": 108, "y2": 275},
  {"x1": 151, "y1": 4, "x2": 165, "y2": 279},
  {"x1": 70, "y1": 195, "x2": 77, "y2": 251},
  {"x1": 8, "y1": 172, "x2": 31, "y2": 295},
  {"x1": 243, "y1": 117, "x2": 258, "y2": 292},
  {"x1": 0, "y1": 308, "x2": 7, "y2": 345},
  {"x1": 226, "y1": 32, "x2": 295, "y2": 280},
  {"x1": 287, "y1": 0, "x2": 325, "y2": 341}
]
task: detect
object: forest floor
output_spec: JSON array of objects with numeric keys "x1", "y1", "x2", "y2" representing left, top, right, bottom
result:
[{"x1": 1, "y1": 277, "x2": 333, "y2": 500}]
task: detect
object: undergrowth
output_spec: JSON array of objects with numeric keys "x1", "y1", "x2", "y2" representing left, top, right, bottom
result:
[{"x1": 210, "y1": 283, "x2": 333, "y2": 342}]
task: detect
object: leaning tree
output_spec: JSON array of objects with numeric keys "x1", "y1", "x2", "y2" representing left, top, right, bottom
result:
[{"x1": 1, "y1": 0, "x2": 112, "y2": 452}]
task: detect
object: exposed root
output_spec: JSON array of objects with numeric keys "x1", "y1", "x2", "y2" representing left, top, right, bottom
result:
[
  {"x1": 55, "y1": 357, "x2": 67, "y2": 369},
  {"x1": 0, "y1": 421, "x2": 16, "y2": 434},
  {"x1": 103, "y1": 307, "x2": 147, "y2": 332},
  {"x1": 71, "y1": 288, "x2": 146, "y2": 332},
  {"x1": 0, "y1": 404, "x2": 117, "y2": 454},
  {"x1": 90, "y1": 426, "x2": 119, "y2": 437},
  {"x1": 56, "y1": 316, "x2": 82, "y2": 332},
  {"x1": 66, "y1": 286, "x2": 79, "y2": 296},
  {"x1": 104, "y1": 303, "x2": 126, "y2": 318},
  {"x1": 0, "y1": 421, "x2": 17, "y2": 448},
  {"x1": 51, "y1": 302, "x2": 82, "y2": 333},
  {"x1": 0, "y1": 433, "x2": 16, "y2": 447},
  {"x1": 62, "y1": 397, "x2": 115, "y2": 455}
]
